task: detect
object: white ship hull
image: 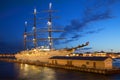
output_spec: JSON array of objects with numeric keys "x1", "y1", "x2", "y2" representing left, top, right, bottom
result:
[{"x1": 15, "y1": 49, "x2": 70, "y2": 63}]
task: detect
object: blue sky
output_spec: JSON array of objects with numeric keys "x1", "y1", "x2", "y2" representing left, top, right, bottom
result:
[{"x1": 0, "y1": 0, "x2": 120, "y2": 53}]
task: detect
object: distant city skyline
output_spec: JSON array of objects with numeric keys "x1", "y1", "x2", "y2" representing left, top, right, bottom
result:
[{"x1": 0, "y1": 0, "x2": 120, "y2": 53}]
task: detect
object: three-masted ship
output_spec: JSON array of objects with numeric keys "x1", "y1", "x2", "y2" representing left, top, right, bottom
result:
[{"x1": 15, "y1": 3, "x2": 89, "y2": 63}]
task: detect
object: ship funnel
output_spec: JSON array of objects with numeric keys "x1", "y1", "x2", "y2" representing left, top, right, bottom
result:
[{"x1": 49, "y1": 2, "x2": 52, "y2": 10}]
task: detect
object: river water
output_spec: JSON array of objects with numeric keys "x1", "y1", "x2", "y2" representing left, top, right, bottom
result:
[{"x1": 0, "y1": 60, "x2": 120, "y2": 80}]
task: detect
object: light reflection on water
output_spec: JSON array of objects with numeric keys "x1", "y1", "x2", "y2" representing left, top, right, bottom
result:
[
  {"x1": 0, "y1": 61, "x2": 120, "y2": 80},
  {"x1": 14, "y1": 63, "x2": 120, "y2": 80},
  {"x1": 15, "y1": 63, "x2": 56, "y2": 80}
]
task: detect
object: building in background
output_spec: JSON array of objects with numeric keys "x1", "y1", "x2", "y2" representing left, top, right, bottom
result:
[{"x1": 49, "y1": 56, "x2": 113, "y2": 69}]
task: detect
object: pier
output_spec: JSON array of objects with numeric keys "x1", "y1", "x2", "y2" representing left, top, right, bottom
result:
[{"x1": 0, "y1": 58, "x2": 120, "y2": 75}]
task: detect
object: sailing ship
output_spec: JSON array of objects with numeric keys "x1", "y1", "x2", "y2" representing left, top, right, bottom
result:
[{"x1": 15, "y1": 3, "x2": 89, "y2": 63}]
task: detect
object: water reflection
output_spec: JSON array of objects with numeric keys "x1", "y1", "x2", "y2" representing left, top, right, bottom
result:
[
  {"x1": 52, "y1": 69, "x2": 111, "y2": 80},
  {"x1": 13, "y1": 63, "x2": 120, "y2": 80},
  {"x1": 0, "y1": 61, "x2": 120, "y2": 80},
  {"x1": 15, "y1": 63, "x2": 56, "y2": 80}
]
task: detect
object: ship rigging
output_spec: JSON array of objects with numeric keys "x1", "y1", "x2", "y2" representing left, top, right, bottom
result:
[{"x1": 24, "y1": 3, "x2": 64, "y2": 50}]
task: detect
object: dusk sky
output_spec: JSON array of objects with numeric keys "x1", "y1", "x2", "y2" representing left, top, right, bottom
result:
[{"x1": 0, "y1": 0, "x2": 120, "y2": 53}]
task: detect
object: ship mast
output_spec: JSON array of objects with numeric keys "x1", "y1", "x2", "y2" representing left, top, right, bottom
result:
[
  {"x1": 24, "y1": 21, "x2": 27, "y2": 50},
  {"x1": 33, "y1": 8, "x2": 37, "y2": 48},
  {"x1": 48, "y1": 2, "x2": 53, "y2": 50},
  {"x1": 45, "y1": 2, "x2": 64, "y2": 50}
]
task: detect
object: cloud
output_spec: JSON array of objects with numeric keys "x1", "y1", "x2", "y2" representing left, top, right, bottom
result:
[
  {"x1": 86, "y1": 28, "x2": 104, "y2": 34},
  {"x1": 80, "y1": 47, "x2": 93, "y2": 50},
  {"x1": 59, "y1": 0, "x2": 116, "y2": 45},
  {"x1": 75, "y1": 47, "x2": 92, "y2": 53},
  {"x1": 62, "y1": 14, "x2": 110, "y2": 38},
  {"x1": 60, "y1": 19, "x2": 86, "y2": 37},
  {"x1": 72, "y1": 34, "x2": 83, "y2": 39},
  {"x1": 64, "y1": 39, "x2": 74, "y2": 44}
]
